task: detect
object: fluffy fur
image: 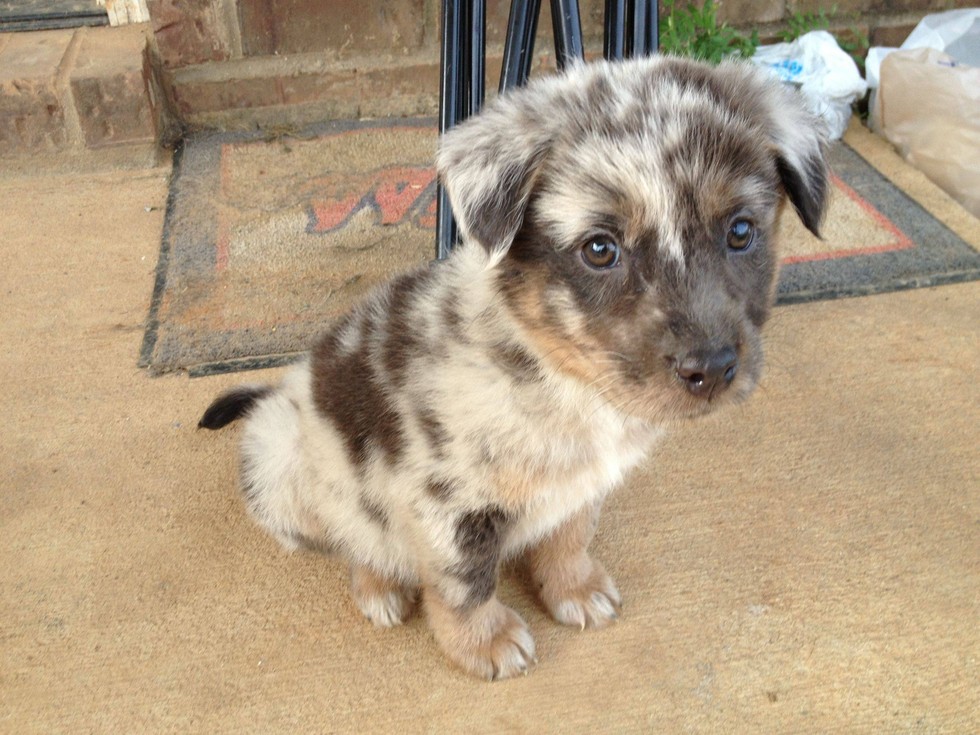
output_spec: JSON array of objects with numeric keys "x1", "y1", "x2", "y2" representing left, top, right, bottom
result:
[{"x1": 200, "y1": 55, "x2": 829, "y2": 680}]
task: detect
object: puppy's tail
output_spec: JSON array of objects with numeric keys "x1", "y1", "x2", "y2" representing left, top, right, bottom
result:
[{"x1": 198, "y1": 385, "x2": 272, "y2": 430}]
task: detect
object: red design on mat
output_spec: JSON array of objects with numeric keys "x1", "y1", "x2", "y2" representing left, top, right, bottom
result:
[
  {"x1": 310, "y1": 167, "x2": 436, "y2": 233},
  {"x1": 782, "y1": 174, "x2": 915, "y2": 264},
  {"x1": 310, "y1": 193, "x2": 365, "y2": 232},
  {"x1": 417, "y1": 194, "x2": 438, "y2": 230}
]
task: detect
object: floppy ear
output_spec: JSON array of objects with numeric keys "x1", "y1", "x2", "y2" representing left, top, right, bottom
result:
[
  {"x1": 775, "y1": 151, "x2": 828, "y2": 237},
  {"x1": 763, "y1": 84, "x2": 831, "y2": 238},
  {"x1": 436, "y1": 96, "x2": 551, "y2": 254}
]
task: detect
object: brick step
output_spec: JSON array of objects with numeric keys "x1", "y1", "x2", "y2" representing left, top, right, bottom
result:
[
  {"x1": 166, "y1": 46, "x2": 562, "y2": 133},
  {"x1": 0, "y1": 24, "x2": 161, "y2": 167}
]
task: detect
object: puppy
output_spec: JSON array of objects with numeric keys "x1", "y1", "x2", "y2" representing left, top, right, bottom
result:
[{"x1": 200, "y1": 55, "x2": 828, "y2": 680}]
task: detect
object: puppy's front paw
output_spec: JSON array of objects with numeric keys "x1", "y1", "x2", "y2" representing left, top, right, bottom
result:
[
  {"x1": 350, "y1": 564, "x2": 417, "y2": 628},
  {"x1": 538, "y1": 559, "x2": 622, "y2": 630},
  {"x1": 426, "y1": 595, "x2": 537, "y2": 680}
]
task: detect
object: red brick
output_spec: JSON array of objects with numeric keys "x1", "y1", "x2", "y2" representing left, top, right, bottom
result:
[
  {"x1": 239, "y1": 0, "x2": 427, "y2": 56},
  {"x1": 484, "y1": 0, "x2": 605, "y2": 52},
  {"x1": 883, "y1": 0, "x2": 961, "y2": 12},
  {"x1": 147, "y1": 0, "x2": 236, "y2": 69},
  {"x1": 260, "y1": 62, "x2": 443, "y2": 120},
  {"x1": 346, "y1": 62, "x2": 443, "y2": 117},
  {"x1": 171, "y1": 74, "x2": 282, "y2": 116},
  {"x1": 231, "y1": 0, "x2": 609, "y2": 61},
  {"x1": 717, "y1": 0, "x2": 787, "y2": 26},
  {"x1": 869, "y1": 22, "x2": 917, "y2": 47},
  {"x1": 787, "y1": 0, "x2": 878, "y2": 17},
  {"x1": 0, "y1": 30, "x2": 75, "y2": 154},
  {"x1": 69, "y1": 25, "x2": 156, "y2": 147}
]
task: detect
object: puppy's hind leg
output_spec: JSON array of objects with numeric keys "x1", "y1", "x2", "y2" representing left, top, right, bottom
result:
[
  {"x1": 236, "y1": 387, "x2": 322, "y2": 551},
  {"x1": 200, "y1": 383, "x2": 314, "y2": 549},
  {"x1": 528, "y1": 503, "x2": 622, "y2": 630}
]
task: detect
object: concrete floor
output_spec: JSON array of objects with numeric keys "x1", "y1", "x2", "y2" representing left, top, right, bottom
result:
[{"x1": 1, "y1": 148, "x2": 978, "y2": 732}]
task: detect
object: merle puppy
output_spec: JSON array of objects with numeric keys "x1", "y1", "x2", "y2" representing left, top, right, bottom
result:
[{"x1": 200, "y1": 55, "x2": 828, "y2": 680}]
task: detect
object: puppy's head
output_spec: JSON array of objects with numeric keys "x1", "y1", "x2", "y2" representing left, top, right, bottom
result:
[{"x1": 438, "y1": 56, "x2": 829, "y2": 422}]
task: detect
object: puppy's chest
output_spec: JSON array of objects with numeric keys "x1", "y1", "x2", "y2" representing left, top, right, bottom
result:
[{"x1": 468, "y1": 391, "x2": 659, "y2": 542}]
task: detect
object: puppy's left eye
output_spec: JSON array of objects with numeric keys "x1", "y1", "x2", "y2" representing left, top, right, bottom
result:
[
  {"x1": 581, "y1": 239, "x2": 620, "y2": 269},
  {"x1": 727, "y1": 219, "x2": 755, "y2": 251}
]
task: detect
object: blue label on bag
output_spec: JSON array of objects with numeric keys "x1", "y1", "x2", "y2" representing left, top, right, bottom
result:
[{"x1": 765, "y1": 59, "x2": 804, "y2": 81}]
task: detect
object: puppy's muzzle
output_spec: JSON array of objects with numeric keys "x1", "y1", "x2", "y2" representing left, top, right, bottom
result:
[{"x1": 675, "y1": 346, "x2": 738, "y2": 398}]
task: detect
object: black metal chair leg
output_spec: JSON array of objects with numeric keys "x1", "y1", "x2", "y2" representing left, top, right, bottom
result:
[
  {"x1": 436, "y1": 0, "x2": 463, "y2": 259},
  {"x1": 604, "y1": 0, "x2": 626, "y2": 60},
  {"x1": 644, "y1": 0, "x2": 659, "y2": 54},
  {"x1": 631, "y1": 0, "x2": 648, "y2": 56},
  {"x1": 437, "y1": 0, "x2": 486, "y2": 259},
  {"x1": 605, "y1": 0, "x2": 658, "y2": 59},
  {"x1": 467, "y1": 0, "x2": 486, "y2": 113},
  {"x1": 550, "y1": 0, "x2": 584, "y2": 70},
  {"x1": 500, "y1": 0, "x2": 542, "y2": 92}
]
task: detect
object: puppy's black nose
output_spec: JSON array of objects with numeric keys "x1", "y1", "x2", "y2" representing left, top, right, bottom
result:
[{"x1": 676, "y1": 347, "x2": 738, "y2": 397}]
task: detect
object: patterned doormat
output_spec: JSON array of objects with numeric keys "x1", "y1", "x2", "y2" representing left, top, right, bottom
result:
[{"x1": 139, "y1": 119, "x2": 980, "y2": 376}]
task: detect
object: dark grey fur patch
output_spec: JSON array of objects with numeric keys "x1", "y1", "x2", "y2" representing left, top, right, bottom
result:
[
  {"x1": 293, "y1": 533, "x2": 337, "y2": 556},
  {"x1": 490, "y1": 341, "x2": 541, "y2": 382},
  {"x1": 442, "y1": 288, "x2": 469, "y2": 344},
  {"x1": 381, "y1": 270, "x2": 430, "y2": 388},
  {"x1": 425, "y1": 477, "x2": 457, "y2": 502},
  {"x1": 311, "y1": 315, "x2": 406, "y2": 470},
  {"x1": 416, "y1": 405, "x2": 451, "y2": 460},
  {"x1": 451, "y1": 507, "x2": 508, "y2": 607},
  {"x1": 359, "y1": 494, "x2": 390, "y2": 531}
]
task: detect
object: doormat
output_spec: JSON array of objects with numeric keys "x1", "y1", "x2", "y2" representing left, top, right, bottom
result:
[{"x1": 139, "y1": 118, "x2": 980, "y2": 376}]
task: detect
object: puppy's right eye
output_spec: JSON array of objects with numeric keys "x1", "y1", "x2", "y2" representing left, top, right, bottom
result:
[
  {"x1": 727, "y1": 219, "x2": 755, "y2": 251},
  {"x1": 581, "y1": 239, "x2": 620, "y2": 269}
]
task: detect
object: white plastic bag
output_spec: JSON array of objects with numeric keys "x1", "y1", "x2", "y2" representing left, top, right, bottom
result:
[{"x1": 751, "y1": 30, "x2": 868, "y2": 140}]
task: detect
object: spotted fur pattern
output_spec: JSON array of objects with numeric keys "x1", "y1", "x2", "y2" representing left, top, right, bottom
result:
[{"x1": 201, "y1": 56, "x2": 829, "y2": 681}]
